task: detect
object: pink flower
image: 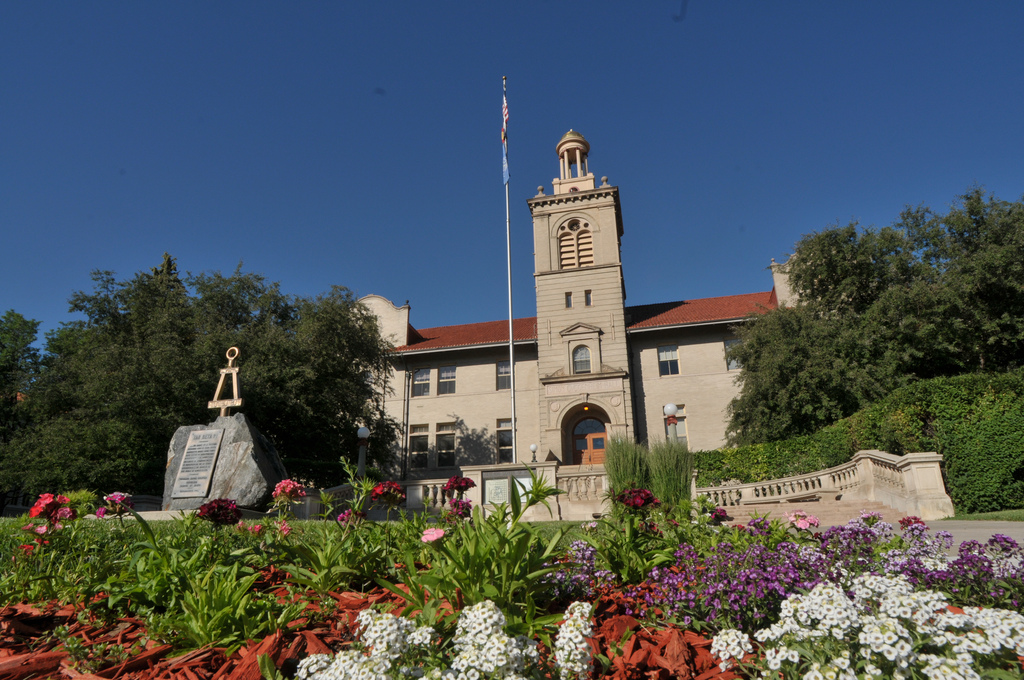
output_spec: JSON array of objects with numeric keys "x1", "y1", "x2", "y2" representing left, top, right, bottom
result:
[
  {"x1": 273, "y1": 479, "x2": 305, "y2": 501},
  {"x1": 55, "y1": 507, "x2": 74, "y2": 520},
  {"x1": 34, "y1": 525, "x2": 48, "y2": 535},
  {"x1": 785, "y1": 510, "x2": 820, "y2": 530},
  {"x1": 276, "y1": 519, "x2": 291, "y2": 536},
  {"x1": 337, "y1": 509, "x2": 366, "y2": 525},
  {"x1": 96, "y1": 507, "x2": 107, "y2": 519},
  {"x1": 421, "y1": 528, "x2": 445, "y2": 543}
]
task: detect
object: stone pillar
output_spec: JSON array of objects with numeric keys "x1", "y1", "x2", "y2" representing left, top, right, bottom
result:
[{"x1": 897, "y1": 452, "x2": 956, "y2": 520}]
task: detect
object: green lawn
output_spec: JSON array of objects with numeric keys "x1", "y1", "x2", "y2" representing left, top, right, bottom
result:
[{"x1": 951, "y1": 508, "x2": 1024, "y2": 521}]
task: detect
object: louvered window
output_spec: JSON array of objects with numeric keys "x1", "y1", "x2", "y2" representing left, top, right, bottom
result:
[
  {"x1": 557, "y1": 221, "x2": 595, "y2": 269},
  {"x1": 559, "y1": 232, "x2": 576, "y2": 268},
  {"x1": 576, "y1": 230, "x2": 594, "y2": 266}
]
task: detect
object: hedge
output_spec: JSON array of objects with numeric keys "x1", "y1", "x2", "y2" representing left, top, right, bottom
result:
[{"x1": 693, "y1": 370, "x2": 1024, "y2": 512}]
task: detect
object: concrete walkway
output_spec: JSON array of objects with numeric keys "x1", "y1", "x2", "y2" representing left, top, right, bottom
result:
[{"x1": 926, "y1": 520, "x2": 1024, "y2": 550}]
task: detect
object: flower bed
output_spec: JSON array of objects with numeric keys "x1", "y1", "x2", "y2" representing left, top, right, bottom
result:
[{"x1": 2, "y1": 480, "x2": 1022, "y2": 679}]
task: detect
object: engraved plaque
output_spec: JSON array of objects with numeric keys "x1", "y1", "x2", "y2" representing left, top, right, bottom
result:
[
  {"x1": 172, "y1": 429, "x2": 225, "y2": 498},
  {"x1": 485, "y1": 478, "x2": 509, "y2": 505}
]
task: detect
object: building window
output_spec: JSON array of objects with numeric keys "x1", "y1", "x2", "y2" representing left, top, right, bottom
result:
[
  {"x1": 585, "y1": 290, "x2": 592, "y2": 306},
  {"x1": 438, "y1": 366, "x2": 456, "y2": 394},
  {"x1": 724, "y1": 339, "x2": 742, "y2": 370},
  {"x1": 412, "y1": 368, "x2": 430, "y2": 396},
  {"x1": 658, "y1": 346, "x2": 680, "y2": 376},
  {"x1": 572, "y1": 345, "x2": 591, "y2": 374},
  {"x1": 558, "y1": 221, "x2": 594, "y2": 269},
  {"x1": 436, "y1": 423, "x2": 456, "y2": 467},
  {"x1": 496, "y1": 418, "x2": 513, "y2": 463},
  {"x1": 409, "y1": 425, "x2": 429, "y2": 469},
  {"x1": 496, "y1": 360, "x2": 511, "y2": 390},
  {"x1": 565, "y1": 292, "x2": 573, "y2": 308}
]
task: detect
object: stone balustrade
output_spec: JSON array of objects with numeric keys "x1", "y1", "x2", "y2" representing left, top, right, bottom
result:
[
  {"x1": 293, "y1": 449, "x2": 955, "y2": 522},
  {"x1": 696, "y1": 450, "x2": 955, "y2": 520}
]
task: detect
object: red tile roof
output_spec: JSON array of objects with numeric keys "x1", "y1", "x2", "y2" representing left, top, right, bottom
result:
[
  {"x1": 392, "y1": 291, "x2": 775, "y2": 353},
  {"x1": 394, "y1": 317, "x2": 537, "y2": 352},
  {"x1": 625, "y1": 291, "x2": 776, "y2": 330}
]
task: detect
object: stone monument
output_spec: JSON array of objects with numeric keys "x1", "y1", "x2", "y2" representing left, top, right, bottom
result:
[{"x1": 162, "y1": 347, "x2": 288, "y2": 512}]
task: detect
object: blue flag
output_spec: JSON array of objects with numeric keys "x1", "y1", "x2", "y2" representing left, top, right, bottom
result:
[{"x1": 502, "y1": 93, "x2": 509, "y2": 185}]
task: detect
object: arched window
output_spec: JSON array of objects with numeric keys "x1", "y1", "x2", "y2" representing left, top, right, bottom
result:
[
  {"x1": 558, "y1": 220, "x2": 594, "y2": 269},
  {"x1": 572, "y1": 345, "x2": 591, "y2": 374}
]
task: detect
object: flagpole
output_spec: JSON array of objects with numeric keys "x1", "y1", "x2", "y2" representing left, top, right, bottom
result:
[{"x1": 502, "y1": 76, "x2": 517, "y2": 465}]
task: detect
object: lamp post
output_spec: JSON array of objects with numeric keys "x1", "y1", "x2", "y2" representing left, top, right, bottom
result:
[
  {"x1": 356, "y1": 426, "x2": 370, "y2": 479},
  {"x1": 663, "y1": 403, "x2": 679, "y2": 444},
  {"x1": 530, "y1": 443, "x2": 538, "y2": 463}
]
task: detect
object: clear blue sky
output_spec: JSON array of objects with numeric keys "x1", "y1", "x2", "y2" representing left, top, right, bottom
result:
[{"x1": 3, "y1": 2, "x2": 1023, "y2": 343}]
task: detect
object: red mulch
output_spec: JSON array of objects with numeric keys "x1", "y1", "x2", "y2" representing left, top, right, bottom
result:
[{"x1": 0, "y1": 573, "x2": 739, "y2": 680}]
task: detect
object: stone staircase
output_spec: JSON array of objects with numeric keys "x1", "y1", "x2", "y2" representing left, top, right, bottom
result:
[{"x1": 727, "y1": 499, "x2": 905, "y2": 529}]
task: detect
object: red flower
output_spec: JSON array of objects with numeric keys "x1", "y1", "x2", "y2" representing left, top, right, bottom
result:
[
  {"x1": 614, "y1": 487, "x2": 660, "y2": 511},
  {"x1": 27, "y1": 493, "x2": 75, "y2": 527},
  {"x1": 370, "y1": 480, "x2": 406, "y2": 507},
  {"x1": 197, "y1": 498, "x2": 243, "y2": 526}
]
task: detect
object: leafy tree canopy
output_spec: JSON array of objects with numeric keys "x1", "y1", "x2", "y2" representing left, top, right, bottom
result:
[
  {"x1": 0, "y1": 310, "x2": 40, "y2": 445},
  {"x1": 0, "y1": 254, "x2": 396, "y2": 495},
  {"x1": 728, "y1": 188, "x2": 1024, "y2": 445}
]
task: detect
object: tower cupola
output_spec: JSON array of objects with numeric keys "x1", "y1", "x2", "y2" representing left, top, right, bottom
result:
[{"x1": 553, "y1": 129, "x2": 596, "y2": 194}]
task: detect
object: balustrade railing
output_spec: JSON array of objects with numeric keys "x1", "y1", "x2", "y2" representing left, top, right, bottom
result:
[
  {"x1": 693, "y1": 449, "x2": 954, "y2": 520},
  {"x1": 306, "y1": 449, "x2": 953, "y2": 522},
  {"x1": 556, "y1": 467, "x2": 606, "y2": 502}
]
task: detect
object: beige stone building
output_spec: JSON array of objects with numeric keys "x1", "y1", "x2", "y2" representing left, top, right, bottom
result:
[{"x1": 363, "y1": 131, "x2": 787, "y2": 502}]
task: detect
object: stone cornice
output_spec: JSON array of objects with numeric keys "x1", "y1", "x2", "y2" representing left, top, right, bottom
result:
[{"x1": 527, "y1": 186, "x2": 619, "y2": 213}]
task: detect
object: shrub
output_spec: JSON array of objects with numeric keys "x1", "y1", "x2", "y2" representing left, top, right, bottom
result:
[{"x1": 696, "y1": 370, "x2": 1024, "y2": 511}]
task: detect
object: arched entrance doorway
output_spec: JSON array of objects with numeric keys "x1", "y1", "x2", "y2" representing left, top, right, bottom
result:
[{"x1": 571, "y1": 417, "x2": 607, "y2": 465}]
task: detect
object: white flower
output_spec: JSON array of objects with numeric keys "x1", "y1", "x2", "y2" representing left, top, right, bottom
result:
[
  {"x1": 554, "y1": 602, "x2": 593, "y2": 680},
  {"x1": 711, "y1": 629, "x2": 753, "y2": 670}
]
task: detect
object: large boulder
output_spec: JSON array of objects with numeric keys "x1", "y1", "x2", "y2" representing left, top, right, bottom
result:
[{"x1": 163, "y1": 413, "x2": 287, "y2": 512}]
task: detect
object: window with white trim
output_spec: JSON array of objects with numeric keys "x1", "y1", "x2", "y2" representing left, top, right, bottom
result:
[
  {"x1": 496, "y1": 361, "x2": 511, "y2": 390},
  {"x1": 436, "y1": 423, "x2": 456, "y2": 467},
  {"x1": 724, "y1": 339, "x2": 742, "y2": 370},
  {"x1": 438, "y1": 366, "x2": 456, "y2": 394},
  {"x1": 572, "y1": 345, "x2": 592, "y2": 374},
  {"x1": 412, "y1": 368, "x2": 430, "y2": 397},
  {"x1": 496, "y1": 418, "x2": 513, "y2": 464},
  {"x1": 409, "y1": 424, "x2": 428, "y2": 469},
  {"x1": 658, "y1": 345, "x2": 680, "y2": 376}
]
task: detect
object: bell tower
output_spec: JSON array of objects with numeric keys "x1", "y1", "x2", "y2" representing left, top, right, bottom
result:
[{"x1": 527, "y1": 131, "x2": 634, "y2": 465}]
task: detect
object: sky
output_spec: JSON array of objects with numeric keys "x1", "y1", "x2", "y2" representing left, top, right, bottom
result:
[{"x1": 3, "y1": 1, "x2": 1024, "y2": 344}]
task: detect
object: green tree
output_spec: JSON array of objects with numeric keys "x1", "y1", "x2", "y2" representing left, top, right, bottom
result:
[
  {"x1": 728, "y1": 188, "x2": 1024, "y2": 445},
  {"x1": 0, "y1": 255, "x2": 396, "y2": 496},
  {"x1": 0, "y1": 310, "x2": 40, "y2": 444}
]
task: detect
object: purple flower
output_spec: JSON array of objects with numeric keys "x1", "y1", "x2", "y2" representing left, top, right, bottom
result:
[{"x1": 544, "y1": 540, "x2": 617, "y2": 601}]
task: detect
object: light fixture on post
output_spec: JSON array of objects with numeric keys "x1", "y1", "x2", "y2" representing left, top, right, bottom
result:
[
  {"x1": 663, "y1": 403, "x2": 679, "y2": 444},
  {"x1": 530, "y1": 443, "x2": 538, "y2": 463},
  {"x1": 356, "y1": 426, "x2": 371, "y2": 479}
]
